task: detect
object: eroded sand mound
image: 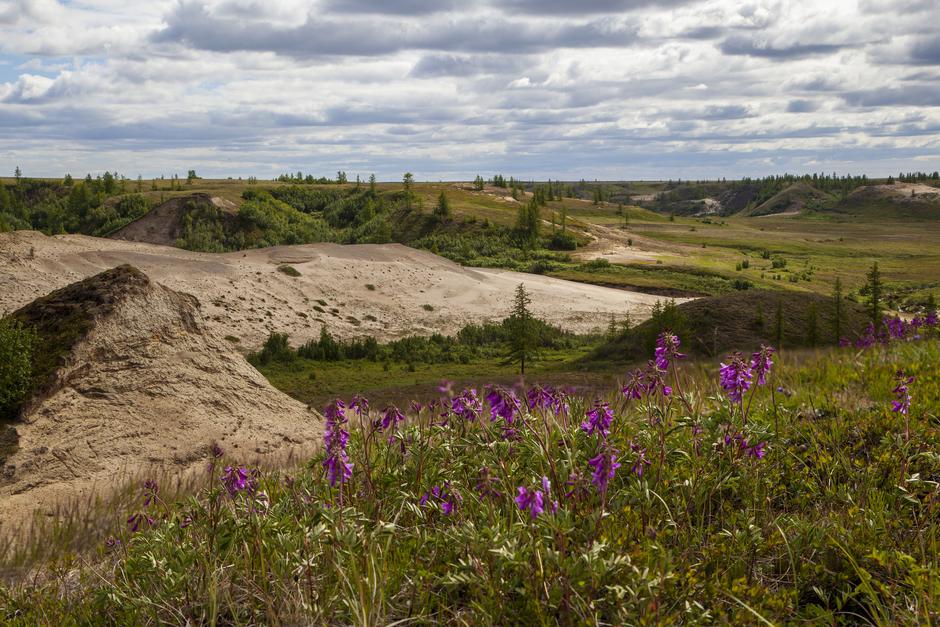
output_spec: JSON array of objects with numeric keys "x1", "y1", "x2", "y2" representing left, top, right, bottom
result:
[
  {"x1": 0, "y1": 265, "x2": 320, "y2": 524},
  {"x1": 110, "y1": 193, "x2": 238, "y2": 246},
  {"x1": 0, "y1": 231, "x2": 669, "y2": 349}
]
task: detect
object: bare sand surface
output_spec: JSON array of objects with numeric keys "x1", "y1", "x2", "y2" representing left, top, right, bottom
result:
[
  {"x1": 1, "y1": 231, "x2": 672, "y2": 350},
  {"x1": 0, "y1": 266, "x2": 321, "y2": 527}
]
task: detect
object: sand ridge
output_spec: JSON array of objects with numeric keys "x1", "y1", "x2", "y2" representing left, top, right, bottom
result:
[{"x1": 1, "y1": 231, "x2": 674, "y2": 350}]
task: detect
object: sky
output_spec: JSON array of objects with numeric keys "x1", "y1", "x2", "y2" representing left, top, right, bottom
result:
[{"x1": 0, "y1": 0, "x2": 938, "y2": 181}]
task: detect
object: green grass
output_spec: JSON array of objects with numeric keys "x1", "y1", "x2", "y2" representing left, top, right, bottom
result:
[{"x1": 2, "y1": 336, "x2": 938, "y2": 623}]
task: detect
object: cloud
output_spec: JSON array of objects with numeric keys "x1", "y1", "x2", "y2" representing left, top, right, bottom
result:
[{"x1": 0, "y1": 0, "x2": 937, "y2": 178}]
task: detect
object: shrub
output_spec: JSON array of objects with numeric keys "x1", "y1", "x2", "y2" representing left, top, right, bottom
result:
[
  {"x1": 547, "y1": 231, "x2": 577, "y2": 251},
  {"x1": 277, "y1": 265, "x2": 301, "y2": 277},
  {"x1": 251, "y1": 332, "x2": 295, "y2": 365},
  {"x1": 0, "y1": 318, "x2": 35, "y2": 419}
]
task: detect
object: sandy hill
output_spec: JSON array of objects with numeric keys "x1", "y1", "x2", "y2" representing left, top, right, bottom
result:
[
  {"x1": 0, "y1": 231, "x2": 666, "y2": 350},
  {"x1": 110, "y1": 193, "x2": 238, "y2": 246},
  {"x1": 832, "y1": 183, "x2": 940, "y2": 219},
  {"x1": 738, "y1": 182, "x2": 834, "y2": 217},
  {"x1": 0, "y1": 265, "x2": 320, "y2": 525}
]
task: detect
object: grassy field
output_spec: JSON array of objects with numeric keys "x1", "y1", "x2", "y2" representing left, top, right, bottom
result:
[{"x1": 3, "y1": 331, "x2": 938, "y2": 623}]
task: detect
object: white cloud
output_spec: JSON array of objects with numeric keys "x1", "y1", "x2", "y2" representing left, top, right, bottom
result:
[{"x1": 0, "y1": 0, "x2": 937, "y2": 179}]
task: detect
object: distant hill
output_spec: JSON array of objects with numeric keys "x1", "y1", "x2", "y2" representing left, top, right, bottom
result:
[
  {"x1": 737, "y1": 182, "x2": 835, "y2": 217},
  {"x1": 110, "y1": 193, "x2": 239, "y2": 246},
  {"x1": 586, "y1": 290, "x2": 870, "y2": 365},
  {"x1": 830, "y1": 183, "x2": 940, "y2": 220}
]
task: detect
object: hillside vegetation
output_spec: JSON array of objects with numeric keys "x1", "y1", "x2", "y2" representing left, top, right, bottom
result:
[{"x1": 1, "y1": 320, "x2": 937, "y2": 623}]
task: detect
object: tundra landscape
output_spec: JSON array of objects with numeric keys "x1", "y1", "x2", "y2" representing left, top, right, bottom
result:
[{"x1": 2, "y1": 0, "x2": 940, "y2": 624}]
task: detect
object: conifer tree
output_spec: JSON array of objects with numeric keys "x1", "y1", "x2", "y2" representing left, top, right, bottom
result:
[
  {"x1": 832, "y1": 277, "x2": 843, "y2": 342},
  {"x1": 865, "y1": 261, "x2": 883, "y2": 325},
  {"x1": 435, "y1": 191, "x2": 451, "y2": 220},
  {"x1": 503, "y1": 283, "x2": 538, "y2": 375}
]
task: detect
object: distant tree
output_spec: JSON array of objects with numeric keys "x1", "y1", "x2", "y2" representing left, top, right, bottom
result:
[
  {"x1": 14, "y1": 166, "x2": 21, "y2": 183},
  {"x1": 503, "y1": 283, "x2": 538, "y2": 375},
  {"x1": 774, "y1": 300, "x2": 784, "y2": 348},
  {"x1": 865, "y1": 261, "x2": 883, "y2": 325},
  {"x1": 63, "y1": 173, "x2": 73, "y2": 186},
  {"x1": 473, "y1": 175, "x2": 485, "y2": 191},
  {"x1": 832, "y1": 277, "x2": 843, "y2": 342},
  {"x1": 369, "y1": 173, "x2": 376, "y2": 193},
  {"x1": 806, "y1": 302, "x2": 818, "y2": 347},
  {"x1": 516, "y1": 197, "x2": 541, "y2": 246},
  {"x1": 402, "y1": 172, "x2": 415, "y2": 208},
  {"x1": 151, "y1": 178, "x2": 157, "y2": 191},
  {"x1": 187, "y1": 170, "x2": 198, "y2": 183},
  {"x1": 337, "y1": 171, "x2": 348, "y2": 185},
  {"x1": 435, "y1": 191, "x2": 451, "y2": 220}
]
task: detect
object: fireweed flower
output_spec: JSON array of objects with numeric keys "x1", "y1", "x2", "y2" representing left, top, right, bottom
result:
[
  {"x1": 143, "y1": 479, "x2": 159, "y2": 507},
  {"x1": 222, "y1": 466, "x2": 257, "y2": 497},
  {"x1": 749, "y1": 345, "x2": 775, "y2": 386},
  {"x1": 892, "y1": 371, "x2": 915, "y2": 415},
  {"x1": 588, "y1": 445, "x2": 621, "y2": 492},
  {"x1": 581, "y1": 400, "x2": 615, "y2": 438},
  {"x1": 379, "y1": 405, "x2": 405, "y2": 431},
  {"x1": 644, "y1": 362, "x2": 673, "y2": 397},
  {"x1": 515, "y1": 477, "x2": 555, "y2": 519},
  {"x1": 622, "y1": 369, "x2": 647, "y2": 400},
  {"x1": 323, "y1": 399, "x2": 352, "y2": 487},
  {"x1": 485, "y1": 386, "x2": 521, "y2": 423},
  {"x1": 450, "y1": 388, "x2": 482, "y2": 422},
  {"x1": 475, "y1": 467, "x2": 503, "y2": 499},
  {"x1": 629, "y1": 441, "x2": 651, "y2": 477},
  {"x1": 719, "y1": 352, "x2": 753, "y2": 402},
  {"x1": 349, "y1": 394, "x2": 369, "y2": 418},
  {"x1": 654, "y1": 332, "x2": 685, "y2": 371},
  {"x1": 420, "y1": 483, "x2": 461, "y2": 515}
]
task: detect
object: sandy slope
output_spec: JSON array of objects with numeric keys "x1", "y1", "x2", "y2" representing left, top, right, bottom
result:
[
  {"x1": 1, "y1": 231, "x2": 669, "y2": 349},
  {"x1": 0, "y1": 266, "x2": 321, "y2": 526}
]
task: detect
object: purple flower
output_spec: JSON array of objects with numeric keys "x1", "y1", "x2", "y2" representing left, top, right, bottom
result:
[
  {"x1": 644, "y1": 362, "x2": 673, "y2": 397},
  {"x1": 926, "y1": 310, "x2": 938, "y2": 327},
  {"x1": 588, "y1": 447, "x2": 621, "y2": 493},
  {"x1": 622, "y1": 369, "x2": 646, "y2": 400},
  {"x1": 719, "y1": 352, "x2": 753, "y2": 402},
  {"x1": 485, "y1": 386, "x2": 521, "y2": 423},
  {"x1": 838, "y1": 337, "x2": 851, "y2": 348},
  {"x1": 749, "y1": 345, "x2": 775, "y2": 386},
  {"x1": 564, "y1": 469, "x2": 591, "y2": 502},
  {"x1": 885, "y1": 316, "x2": 907, "y2": 340},
  {"x1": 349, "y1": 394, "x2": 370, "y2": 417},
  {"x1": 515, "y1": 485, "x2": 545, "y2": 519},
  {"x1": 222, "y1": 466, "x2": 258, "y2": 497},
  {"x1": 450, "y1": 388, "x2": 482, "y2": 422},
  {"x1": 127, "y1": 512, "x2": 155, "y2": 533},
  {"x1": 323, "y1": 399, "x2": 352, "y2": 487},
  {"x1": 654, "y1": 331, "x2": 685, "y2": 371},
  {"x1": 420, "y1": 482, "x2": 461, "y2": 515},
  {"x1": 437, "y1": 379, "x2": 453, "y2": 395},
  {"x1": 143, "y1": 479, "x2": 159, "y2": 507},
  {"x1": 629, "y1": 441, "x2": 651, "y2": 477},
  {"x1": 475, "y1": 466, "x2": 503, "y2": 499},
  {"x1": 323, "y1": 454, "x2": 353, "y2": 487},
  {"x1": 746, "y1": 441, "x2": 767, "y2": 459},
  {"x1": 581, "y1": 400, "x2": 614, "y2": 438},
  {"x1": 892, "y1": 370, "x2": 915, "y2": 415},
  {"x1": 379, "y1": 405, "x2": 405, "y2": 431}
]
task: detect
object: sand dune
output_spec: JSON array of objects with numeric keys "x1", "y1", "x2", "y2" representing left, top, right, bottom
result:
[{"x1": 1, "y1": 231, "x2": 671, "y2": 350}]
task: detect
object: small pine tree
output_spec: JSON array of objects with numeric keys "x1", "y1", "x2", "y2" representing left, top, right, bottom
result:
[
  {"x1": 435, "y1": 192, "x2": 451, "y2": 220},
  {"x1": 369, "y1": 174, "x2": 376, "y2": 193},
  {"x1": 14, "y1": 166, "x2": 21, "y2": 183},
  {"x1": 503, "y1": 284, "x2": 538, "y2": 375},
  {"x1": 832, "y1": 277, "x2": 843, "y2": 342},
  {"x1": 865, "y1": 261, "x2": 883, "y2": 325},
  {"x1": 774, "y1": 300, "x2": 784, "y2": 348},
  {"x1": 806, "y1": 302, "x2": 818, "y2": 347}
]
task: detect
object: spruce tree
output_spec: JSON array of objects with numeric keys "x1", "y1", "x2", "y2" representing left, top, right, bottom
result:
[
  {"x1": 865, "y1": 261, "x2": 883, "y2": 325},
  {"x1": 832, "y1": 277, "x2": 843, "y2": 342},
  {"x1": 435, "y1": 192, "x2": 451, "y2": 220},
  {"x1": 774, "y1": 300, "x2": 784, "y2": 348},
  {"x1": 503, "y1": 283, "x2": 538, "y2": 375}
]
